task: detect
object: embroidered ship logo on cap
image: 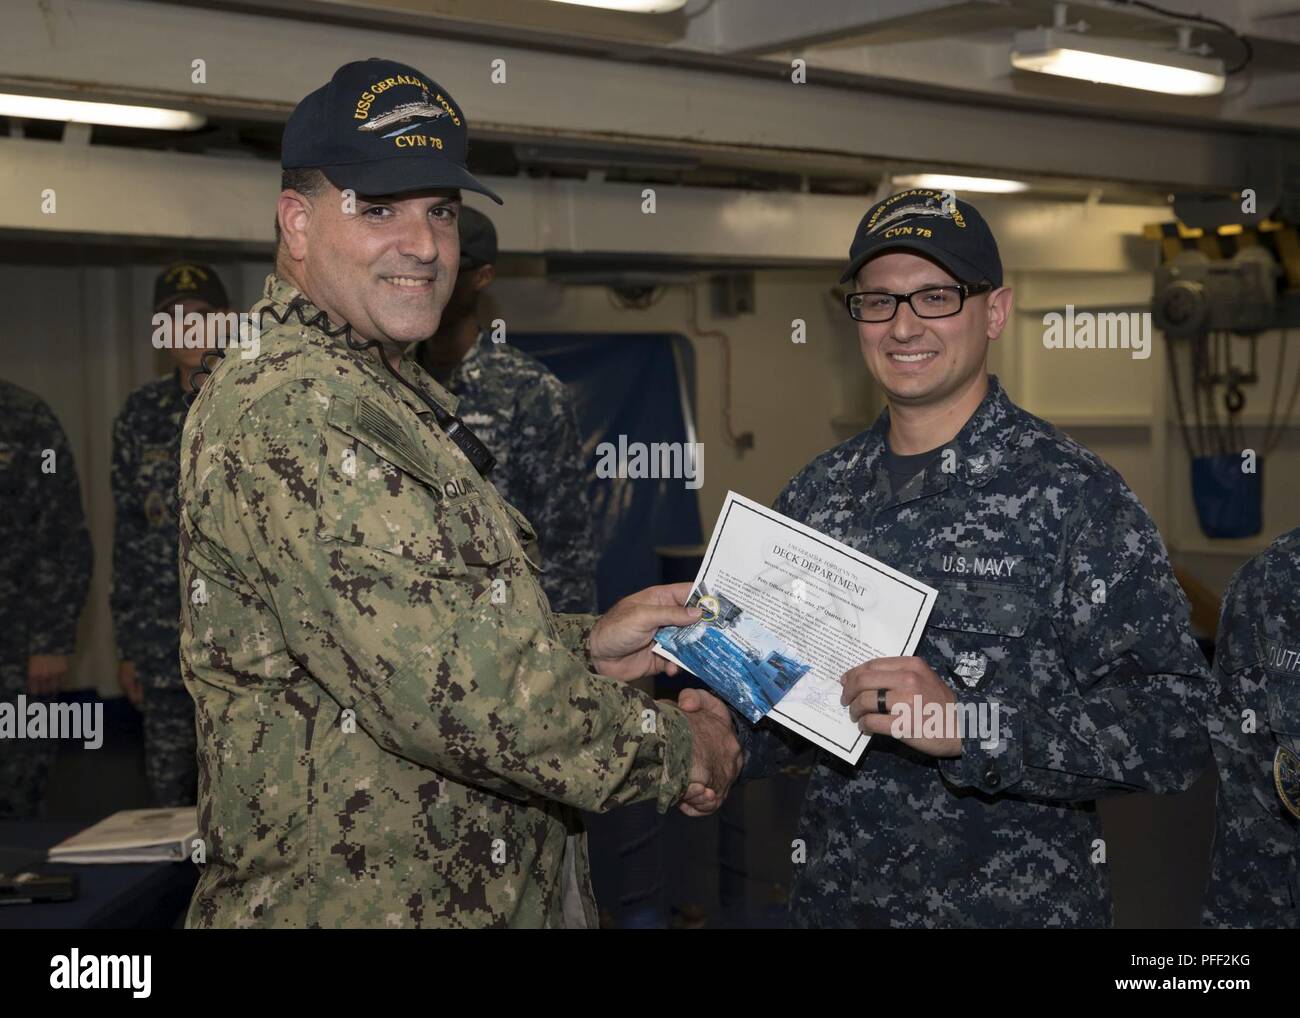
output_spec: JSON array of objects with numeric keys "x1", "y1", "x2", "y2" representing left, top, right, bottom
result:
[
  {"x1": 358, "y1": 87, "x2": 450, "y2": 138},
  {"x1": 165, "y1": 264, "x2": 206, "y2": 291},
  {"x1": 867, "y1": 189, "x2": 961, "y2": 236}
]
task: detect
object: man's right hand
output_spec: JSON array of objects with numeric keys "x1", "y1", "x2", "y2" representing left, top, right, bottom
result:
[
  {"x1": 675, "y1": 688, "x2": 742, "y2": 817},
  {"x1": 117, "y1": 660, "x2": 143, "y2": 708},
  {"x1": 588, "y1": 582, "x2": 701, "y2": 681}
]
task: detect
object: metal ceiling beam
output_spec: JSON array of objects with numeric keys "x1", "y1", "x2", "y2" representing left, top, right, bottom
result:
[
  {"x1": 0, "y1": 135, "x2": 1169, "y2": 274},
  {"x1": 0, "y1": 0, "x2": 1289, "y2": 192},
  {"x1": 177, "y1": 0, "x2": 689, "y2": 48},
  {"x1": 680, "y1": 0, "x2": 992, "y2": 56}
]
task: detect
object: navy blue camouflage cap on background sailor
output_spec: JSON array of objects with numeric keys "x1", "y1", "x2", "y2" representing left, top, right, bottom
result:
[
  {"x1": 458, "y1": 206, "x2": 498, "y2": 269},
  {"x1": 282, "y1": 57, "x2": 503, "y2": 205},
  {"x1": 153, "y1": 261, "x2": 229, "y2": 313},
  {"x1": 841, "y1": 188, "x2": 1002, "y2": 286}
]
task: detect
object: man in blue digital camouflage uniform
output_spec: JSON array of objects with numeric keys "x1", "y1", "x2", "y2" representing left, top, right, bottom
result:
[
  {"x1": 1203, "y1": 526, "x2": 1300, "y2": 927},
  {"x1": 111, "y1": 261, "x2": 230, "y2": 806},
  {"x1": 0, "y1": 381, "x2": 93, "y2": 818},
  {"x1": 683, "y1": 188, "x2": 1212, "y2": 928},
  {"x1": 415, "y1": 207, "x2": 597, "y2": 613}
]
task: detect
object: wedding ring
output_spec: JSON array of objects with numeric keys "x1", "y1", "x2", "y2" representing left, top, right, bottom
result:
[{"x1": 876, "y1": 688, "x2": 888, "y2": 714}]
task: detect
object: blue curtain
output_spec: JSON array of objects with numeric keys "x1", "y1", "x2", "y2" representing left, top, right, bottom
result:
[
  {"x1": 511, "y1": 331, "x2": 705, "y2": 927},
  {"x1": 509, "y1": 332, "x2": 703, "y2": 610}
]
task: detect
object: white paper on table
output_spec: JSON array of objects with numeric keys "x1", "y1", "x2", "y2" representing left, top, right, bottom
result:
[{"x1": 655, "y1": 491, "x2": 937, "y2": 764}]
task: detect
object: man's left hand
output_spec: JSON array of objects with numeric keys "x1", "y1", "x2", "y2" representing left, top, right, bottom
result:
[
  {"x1": 588, "y1": 582, "x2": 701, "y2": 681},
  {"x1": 841, "y1": 656, "x2": 962, "y2": 758}
]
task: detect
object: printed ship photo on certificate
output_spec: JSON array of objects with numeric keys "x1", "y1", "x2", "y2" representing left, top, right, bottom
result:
[{"x1": 654, "y1": 492, "x2": 937, "y2": 764}]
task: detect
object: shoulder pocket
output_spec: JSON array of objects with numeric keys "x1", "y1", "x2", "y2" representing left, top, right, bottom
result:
[
  {"x1": 498, "y1": 499, "x2": 544, "y2": 572},
  {"x1": 328, "y1": 395, "x2": 439, "y2": 489},
  {"x1": 317, "y1": 396, "x2": 511, "y2": 575}
]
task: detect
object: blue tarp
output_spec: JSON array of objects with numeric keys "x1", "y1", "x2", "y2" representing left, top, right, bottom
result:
[{"x1": 509, "y1": 332, "x2": 704, "y2": 610}]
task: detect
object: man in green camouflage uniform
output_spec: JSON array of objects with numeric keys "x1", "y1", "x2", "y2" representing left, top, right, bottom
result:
[
  {"x1": 111, "y1": 262, "x2": 231, "y2": 806},
  {"x1": 416, "y1": 207, "x2": 597, "y2": 613},
  {"x1": 179, "y1": 59, "x2": 739, "y2": 928},
  {"x1": 0, "y1": 381, "x2": 93, "y2": 818}
]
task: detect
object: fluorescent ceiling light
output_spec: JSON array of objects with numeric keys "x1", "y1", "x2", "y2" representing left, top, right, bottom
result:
[
  {"x1": 0, "y1": 93, "x2": 205, "y2": 130},
  {"x1": 893, "y1": 173, "x2": 1029, "y2": 194},
  {"x1": 1011, "y1": 28, "x2": 1225, "y2": 96},
  {"x1": 546, "y1": 0, "x2": 686, "y2": 11}
]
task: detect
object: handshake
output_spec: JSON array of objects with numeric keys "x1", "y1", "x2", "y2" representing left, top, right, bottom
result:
[
  {"x1": 584, "y1": 581, "x2": 744, "y2": 818},
  {"x1": 674, "y1": 688, "x2": 743, "y2": 817}
]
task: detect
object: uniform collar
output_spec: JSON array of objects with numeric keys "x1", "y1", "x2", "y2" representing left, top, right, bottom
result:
[
  {"x1": 168, "y1": 367, "x2": 199, "y2": 411},
  {"x1": 257, "y1": 272, "x2": 460, "y2": 418},
  {"x1": 461, "y1": 328, "x2": 488, "y2": 365},
  {"x1": 939, "y1": 374, "x2": 1016, "y2": 489},
  {"x1": 850, "y1": 375, "x2": 1017, "y2": 508},
  {"x1": 442, "y1": 327, "x2": 487, "y2": 391}
]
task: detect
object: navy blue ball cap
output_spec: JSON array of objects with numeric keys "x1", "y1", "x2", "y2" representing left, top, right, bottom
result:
[
  {"x1": 282, "y1": 58, "x2": 502, "y2": 205},
  {"x1": 841, "y1": 189, "x2": 1001, "y2": 287},
  {"x1": 458, "y1": 206, "x2": 497, "y2": 268},
  {"x1": 154, "y1": 261, "x2": 229, "y2": 312}
]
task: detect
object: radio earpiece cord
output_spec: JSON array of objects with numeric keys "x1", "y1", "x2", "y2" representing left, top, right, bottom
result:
[{"x1": 185, "y1": 297, "x2": 496, "y2": 478}]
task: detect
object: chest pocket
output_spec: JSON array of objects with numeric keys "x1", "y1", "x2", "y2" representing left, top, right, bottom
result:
[
  {"x1": 499, "y1": 500, "x2": 543, "y2": 572},
  {"x1": 1266, "y1": 676, "x2": 1300, "y2": 750},
  {"x1": 922, "y1": 580, "x2": 1038, "y2": 693},
  {"x1": 1260, "y1": 632, "x2": 1300, "y2": 746},
  {"x1": 495, "y1": 497, "x2": 558, "y2": 626},
  {"x1": 316, "y1": 396, "x2": 512, "y2": 578},
  {"x1": 136, "y1": 442, "x2": 179, "y2": 528}
]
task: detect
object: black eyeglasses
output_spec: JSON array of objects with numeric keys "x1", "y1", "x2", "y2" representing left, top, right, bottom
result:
[{"x1": 844, "y1": 282, "x2": 993, "y2": 323}]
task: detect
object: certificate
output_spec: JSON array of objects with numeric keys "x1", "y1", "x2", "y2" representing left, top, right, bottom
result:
[{"x1": 654, "y1": 491, "x2": 937, "y2": 764}]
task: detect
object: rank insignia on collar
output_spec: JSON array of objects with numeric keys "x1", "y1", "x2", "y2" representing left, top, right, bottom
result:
[
  {"x1": 968, "y1": 455, "x2": 988, "y2": 475},
  {"x1": 953, "y1": 651, "x2": 987, "y2": 688},
  {"x1": 1275, "y1": 744, "x2": 1300, "y2": 820}
]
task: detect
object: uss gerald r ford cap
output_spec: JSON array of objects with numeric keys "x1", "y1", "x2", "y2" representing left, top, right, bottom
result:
[
  {"x1": 841, "y1": 189, "x2": 1001, "y2": 287},
  {"x1": 281, "y1": 58, "x2": 503, "y2": 204}
]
